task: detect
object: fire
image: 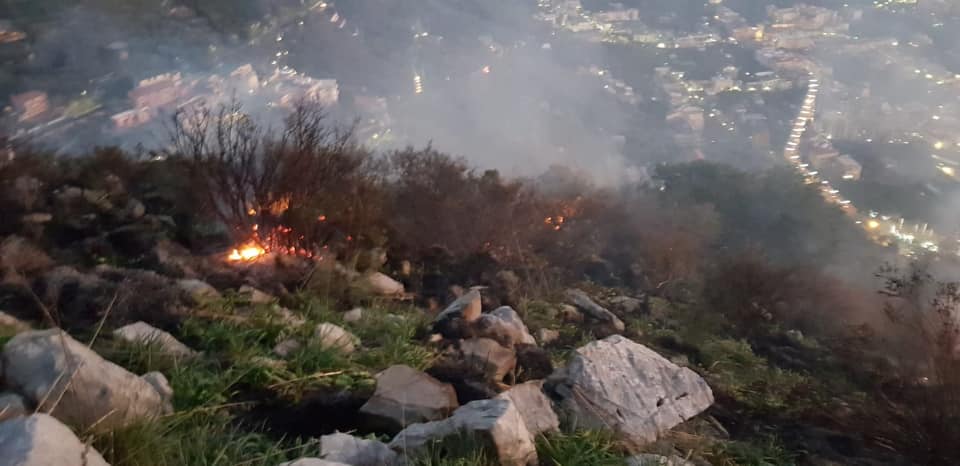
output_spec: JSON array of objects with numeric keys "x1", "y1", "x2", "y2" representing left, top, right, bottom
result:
[{"x1": 228, "y1": 242, "x2": 267, "y2": 261}]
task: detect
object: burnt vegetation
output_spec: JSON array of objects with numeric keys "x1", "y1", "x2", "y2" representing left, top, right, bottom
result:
[{"x1": 3, "y1": 103, "x2": 960, "y2": 465}]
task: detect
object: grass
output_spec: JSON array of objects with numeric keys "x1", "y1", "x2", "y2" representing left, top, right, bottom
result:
[
  {"x1": 703, "y1": 436, "x2": 799, "y2": 466},
  {"x1": 536, "y1": 430, "x2": 625, "y2": 466},
  {"x1": 405, "y1": 430, "x2": 497, "y2": 466}
]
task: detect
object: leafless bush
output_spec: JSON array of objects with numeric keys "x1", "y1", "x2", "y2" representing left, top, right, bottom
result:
[{"x1": 170, "y1": 101, "x2": 386, "y2": 254}]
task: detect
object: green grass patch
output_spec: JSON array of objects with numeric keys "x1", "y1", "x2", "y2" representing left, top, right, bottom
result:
[
  {"x1": 703, "y1": 437, "x2": 799, "y2": 466},
  {"x1": 536, "y1": 430, "x2": 625, "y2": 466}
]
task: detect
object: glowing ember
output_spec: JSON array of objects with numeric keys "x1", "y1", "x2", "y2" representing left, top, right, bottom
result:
[{"x1": 228, "y1": 243, "x2": 267, "y2": 261}]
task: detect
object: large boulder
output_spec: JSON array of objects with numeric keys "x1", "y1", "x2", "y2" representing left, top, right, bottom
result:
[
  {"x1": 113, "y1": 321, "x2": 197, "y2": 358},
  {"x1": 389, "y1": 398, "x2": 538, "y2": 466},
  {"x1": 432, "y1": 289, "x2": 482, "y2": 339},
  {"x1": 565, "y1": 289, "x2": 625, "y2": 332},
  {"x1": 548, "y1": 335, "x2": 714, "y2": 451},
  {"x1": 495, "y1": 381, "x2": 559, "y2": 436},
  {"x1": 0, "y1": 414, "x2": 110, "y2": 466},
  {"x1": 474, "y1": 307, "x2": 536, "y2": 348},
  {"x1": 320, "y1": 432, "x2": 398, "y2": 466},
  {"x1": 360, "y1": 365, "x2": 459, "y2": 430},
  {"x1": 1, "y1": 329, "x2": 172, "y2": 431},
  {"x1": 460, "y1": 338, "x2": 516, "y2": 383}
]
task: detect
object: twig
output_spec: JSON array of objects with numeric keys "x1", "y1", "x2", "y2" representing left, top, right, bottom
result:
[{"x1": 88, "y1": 290, "x2": 120, "y2": 348}]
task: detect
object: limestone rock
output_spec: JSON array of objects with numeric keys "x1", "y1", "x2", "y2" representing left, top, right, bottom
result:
[
  {"x1": 0, "y1": 414, "x2": 110, "y2": 466},
  {"x1": 495, "y1": 381, "x2": 559, "y2": 436},
  {"x1": 178, "y1": 278, "x2": 221, "y2": 304},
  {"x1": 565, "y1": 289, "x2": 625, "y2": 332},
  {"x1": 548, "y1": 335, "x2": 714, "y2": 451},
  {"x1": 389, "y1": 398, "x2": 538, "y2": 466},
  {"x1": 0, "y1": 392, "x2": 28, "y2": 422},
  {"x1": 313, "y1": 323, "x2": 359, "y2": 354},
  {"x1": 320, "y1": 432, "x2": 398, "y2": 466},
  {"x1": 474, "y1": 306, "x2": 536, "y2": 348},
  {"x1": 2, "y1": 329, "x2": 171, "y2": 431},
  {"x1": 361, "y1": 271, "x2": 405, "y2": 296},
  {"x1": 460, "y1": 338, "x2": 516, "y2": 383},
  {"x1": 142, "y1": 372, "x2": 174, "y2": 406},
  {"x1": 343, "y1": 307, "x2": 363, "y2": 323},
  {"x1": 536, "y1": 328, "x2": 560, "y2": 345},
  {"x1": 360, "y1": 365, "x2": 459, "y2": 430},
  {"x1": 113, "y1": 321, "x2": 197, "y2": 358}
]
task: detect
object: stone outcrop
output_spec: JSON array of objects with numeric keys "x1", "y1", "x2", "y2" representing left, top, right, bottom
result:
[
  {"x1": 360, "y1": 364, "x2": 459, "y2": 430},
  {"x1": 495, "y1": 381, "x2": 559, "y2": 436},
  {"x1": 389, "y1": 398, "x2": 538, "y2": 466},
  {"x1": 548, "y1": 335, "x2": 713, "y2": 451},
  {"x1": 474, "y1": 306, "x2": 536, "y2": 348},
  {"x1": 2, "y1": 329, "x2": 172, "y2": 431},
  {"x1": 320, "y1": 432, "x2": 398, "y2": 466},
  {"x1": 460, "y1": 337, "x2": 516, "y2": 383},
  {"x1": 0, "y1": 414, "x2": 110, "y2": 466}
]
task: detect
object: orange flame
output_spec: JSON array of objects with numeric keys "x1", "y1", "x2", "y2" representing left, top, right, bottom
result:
[{"x1": 227, "y1": 242, "x2": 267, "y2": 261}]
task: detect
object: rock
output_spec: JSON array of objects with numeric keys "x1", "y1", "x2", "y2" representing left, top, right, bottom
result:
[
  {"x1": 278, "y1": 460, "x2": 351, "y2": 466},
  {"x1": 151, "y1": 239, "x2": 198, "y2": 278},
  {"x1": 273, "y1": 306, "x2": 307, "y2": 327},
  {"x1": 432, "y1": 289, "x2": 483, "y2": 339},
  {"x1": 2, "y1": 329, "x2": 172, "y2": 431},
  {"x1": 360, "y1": 365, "x2": 459, "y2": 430},
  {"x1": 565, "y1": 289, "x2": 625, "y2": 332},
  {"x1": 389, "y1": 398, "x2": 537, "y2": 466},
  {"x1": 177, "y1": 278, "x2": 222, "y2": 304},
  {"x1": 515, "y1": 345, "x2": 554, "y2": 382},
  {"x1": 558, "y1": 304, "x2": 583, "y2": 323},
  {"x1": 460, "y1": 338, "x2": 516, "y2": 383},
  {"x1": 648, "y1": 297, "x2": 673, "y2": 320},
  {"x1": 21, "y1": 213, "x2": 53, "y2": 224},
  {"x1": 124, "y1": 198, "x2": 146, "y2": 219},
  {"x1": 0, "y1": 236, "x2": 54, "y2": 278},
  {"x1": 0, "y1": 392, "x2": 28, "y2": 422},
  {"x1": 113, "y1": 321, "x2": 197, "y2": 358},
  {"x1": 361, "y1": 271, "x2": 405, "y2": 296},
  {"x1": 320, "y1": 432, "x2": 398, "y2": 466},
  {"x1": 495, "y1": 381, "x2": 559, "y2": 436},
  {"x1": 474, "y1": 306, "x2": 536, "y2": 348},
  {"x1": 273, "y1": 338, "x2": 303, "y2": 357},
  {"x1": 81, "y1": 188, "x2": 114, "y2": 211},
  {"x1": 0, "y1": 414, "x2": 110, "y2": 466},
  {"x1": 250, "y1": 356, "x2": 287, "y2": 370},
  {"x1": 626, "y1": 454, "x2": 695, "y2": 466},
  {"x1": 548, "y1": 335, "x2": 713, "y2": 451},
  {"x1": 142, "y1": 372, "x2": 174, "y2": 406},
  {"x1": 239, "y1": 285, "x2": 274, "y2": 304},
  {"x1": 0, "y1": 311, "x2": 32, "y2": 334},
  {"x1": 343, "y1": 307, "x2": 363, "y2": 323},
  {"x1": 610, "y1": 295, "x2": 644, "y2": 314},
  {"x1": 536, "y1": 329, "x2": 560, "y2": 345},
  {"x1": 313, "y1": 323, "x2": 359, "y2": 354}
]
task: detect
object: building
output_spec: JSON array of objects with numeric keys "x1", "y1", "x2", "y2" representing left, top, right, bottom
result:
[
  {"x1": 129, "y1": 73, "x2": 184, "y2": 110},
  {"x1": 10, "y1": 91, "x2": 49, "y2": 122},
  {"x1": 111, "y1": 107, "x2": 153, "y2": 130}
]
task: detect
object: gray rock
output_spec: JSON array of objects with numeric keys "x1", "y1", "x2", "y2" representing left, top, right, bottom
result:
[
  {"x1": 273, "y1": 339, "x2": 303, "y2": 358},
  {"x1": 460, "y1": 338, "x2": 516, "y2": 383},
  {"x1": 626, "y1": 454, "x2": 695, "y2": 466},
  {"x1": 238, "y1": 285, "x2": 274, "y2": 304},
  {"x1": 343, "y1": 307, "x2": 363, "y2": 323},
  {"x1": 142, "y1": 372, "x2": 174, "y2": 406},
  {"x1": 389, "y1": 398, "x2": 538, "y2": 466},
  {"x1": 0, "y1": 414, "x2": 110, "y2": 466},
  {"x1": 474, "y1": 307, "x2": 536, "y2": 348},
  {"x1": 536, "y1": 329, "x2": 560, "y2": 345},
  {"x1": 360, "y1": 272, "x2": 405, "y2": 296},
  {"x1": 435, "y1": 289, "x2": 483, "y2": 325},
  {"x1": 565, "y1": 289, "x2": 625, "y2": 332},
  {"x1": 609, "y1": 296, "x2": 644, "y2": 314},
  {"x1": 178, "y1": 278, "x2": 222, "y2": 304},
  {"x1": 125, "y1": 198, "x2": 146, "y2": 219},
  {"x1": 2, "y1": 329, "x2": 171, "y2": 431},
  {"x1": 549, "y1": 335, "x2": 713, "y2": 451},
  {"x1": 313, "y1": 323, "x2": 359, "y2": 354},
  {"x1": 495, "y1": 381, "x2": 559, "y2": 436},
  {"x1": 558, "y1": 304, "x2": 584, "y2": 323},
  {"x1": 320, "y1": 432, "x2": 398, "y2": 466},
  {"x1": 360, "y1": 365, "x2": 458, "y2": 429},
  {"x1": 113, "y1": 321, "x2": 197, "y2": 358},
  {"x1": 0, "y1": 392, "x2": 28, "y2": 422},
  {"x1": 278, "y1": 460, "x2": 351, "y2": 466}
]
